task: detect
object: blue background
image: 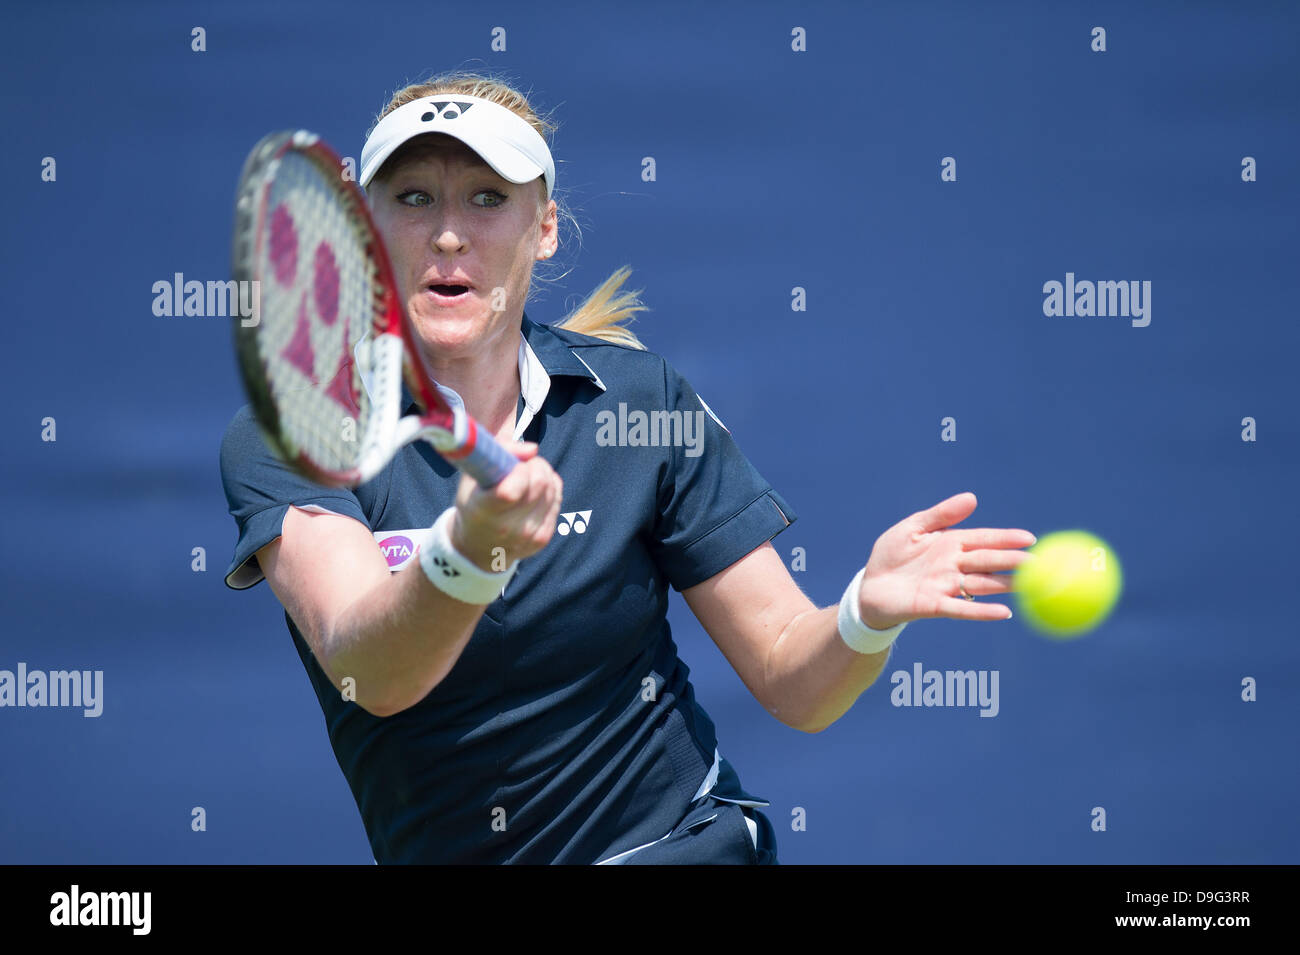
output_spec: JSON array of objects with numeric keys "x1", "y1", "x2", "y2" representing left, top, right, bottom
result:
[{"x1": 1, "y1": 0, "x2": 1296, "y2": 864}]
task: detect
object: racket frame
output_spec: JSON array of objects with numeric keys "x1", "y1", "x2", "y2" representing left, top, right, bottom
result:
[{"x1": 231, "y1": 130, "x2": 514, "y2": 488}]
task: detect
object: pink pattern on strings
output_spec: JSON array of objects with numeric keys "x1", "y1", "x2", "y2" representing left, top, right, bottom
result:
[
  {"x1": 269, "y1": 203, "x2": 298, "y2": 286},
  {"x1": 281, "y1": 293, "x2": 317, "y2": 384},
  {"x1": 313, "y1": 241, "x2": 340, "y2": 326}
]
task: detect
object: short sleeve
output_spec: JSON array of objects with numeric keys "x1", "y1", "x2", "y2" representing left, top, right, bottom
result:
[
  {"x1": 219, "y1": 406, "x2": 370, "y2": 590},
  {"x1": 649, "y1": 361, "x2": 797, "y2": 591}
]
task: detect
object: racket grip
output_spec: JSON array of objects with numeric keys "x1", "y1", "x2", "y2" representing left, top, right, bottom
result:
[{"x1": 457, "y1": 428, "x2": 519, "y2": 488}]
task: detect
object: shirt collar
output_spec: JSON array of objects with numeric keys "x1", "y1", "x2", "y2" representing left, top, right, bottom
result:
[
  {"x1": 398, "y1": 312, "x2": 607, "y2": 422},
  {"x1": 519, "y1": 312, "x2": 606, "y2": 388}
]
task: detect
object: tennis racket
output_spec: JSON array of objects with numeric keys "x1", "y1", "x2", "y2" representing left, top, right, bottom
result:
[{"x1": 230, "y1": 129, "x2": 518, "y2": 489}]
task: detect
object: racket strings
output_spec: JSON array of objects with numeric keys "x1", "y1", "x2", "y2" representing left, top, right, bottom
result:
[{"x1": 255, "y1": 152, "x2": 381, "y2": 475}]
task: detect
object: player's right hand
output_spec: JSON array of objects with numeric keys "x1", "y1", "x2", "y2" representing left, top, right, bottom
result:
[{"x1": 450, "y1": 440, "x2": 563, "y2": 570}]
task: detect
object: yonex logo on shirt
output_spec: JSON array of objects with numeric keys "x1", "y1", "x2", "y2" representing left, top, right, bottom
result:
[{"x1": 557, "y1": 510, "x2": 592, "y2": 535}]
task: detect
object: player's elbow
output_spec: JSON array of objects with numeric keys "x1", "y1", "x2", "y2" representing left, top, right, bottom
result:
[
  {"x1": 318, "y1": 639, "x2": 407, "y2": 719},
  {"x1": 324, "y1": 663, "x2": 421, "y2": 719},
  {"x1": 357, "y1": 698, "x2": 400, "y2": 719},
  {"x1": 322, "y1": 643, "x2": 450, "y2": 718},
  {"x1": 766, "y1": 701, "x2": 832, "y2": 734},
  {"x1": 772, "y1": 693, "x2": 850, "y2": 733},
  {"x1": 789, "y1": 715, "x2": 832, "y2": 734},
  {"x1": 335, "y1": 680, "x2": 413, "y2": 719},
  {"x1": 325, "y1": 671, "x2": 399, "y2": 718}
]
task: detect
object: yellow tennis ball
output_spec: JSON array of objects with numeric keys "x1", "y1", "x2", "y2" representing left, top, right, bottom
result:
[{"x1": 1013, "y1": 530, "x2": 1123, "y2": 639}]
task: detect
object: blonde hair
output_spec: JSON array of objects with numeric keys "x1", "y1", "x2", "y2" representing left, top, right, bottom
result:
[{"x1": 370, "y1": 71, "x2": 647, "y2": 350}]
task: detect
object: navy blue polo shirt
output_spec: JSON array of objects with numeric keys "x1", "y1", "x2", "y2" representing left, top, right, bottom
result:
[{"x1": 220, "y1": 313, "x2": 796, "y2": 863}]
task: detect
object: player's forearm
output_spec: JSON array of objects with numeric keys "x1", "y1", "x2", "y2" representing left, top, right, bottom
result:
[
  {"x1": 765, "y1": 606, "x2": 892, "y2": 733},
  {"x1": 321, "y1": 564, "x2": 488, "y2": 717}
]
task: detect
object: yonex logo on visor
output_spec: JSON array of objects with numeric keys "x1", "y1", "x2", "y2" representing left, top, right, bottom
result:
[
  {"x1": 359, "y1": 93, "x2": 555, "y2": 197},
  {"x1": 421, "y1": 101, "x2": 473, "y2": 121}
]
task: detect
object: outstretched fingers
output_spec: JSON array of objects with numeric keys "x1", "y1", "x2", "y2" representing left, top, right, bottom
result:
[
  {"x1": 911, "y1": 492, "x2": 979, "y2": 534},
  {"x1": 957, "y1": 547, "x2": 1033, "y2": 575},
  {"x1": 955, "y1": 528, "x2": 1037, "y2": 551},
  {"x1": 938, "y1": 595, "x2": 1014, "y2": 620}
]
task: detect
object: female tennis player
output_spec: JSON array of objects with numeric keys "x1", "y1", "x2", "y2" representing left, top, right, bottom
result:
[{"x1": 220, "y1": 71, "x2": 1036, "y2": 864}]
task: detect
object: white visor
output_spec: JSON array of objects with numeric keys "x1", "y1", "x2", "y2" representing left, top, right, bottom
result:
[{"x1": 359, "y1": 94, "x2": 554, "y2": 197}]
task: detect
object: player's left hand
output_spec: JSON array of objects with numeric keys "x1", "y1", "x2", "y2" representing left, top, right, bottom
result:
[{"x1": 855, "y1": 492, "x2": 1036, "y2": 629}]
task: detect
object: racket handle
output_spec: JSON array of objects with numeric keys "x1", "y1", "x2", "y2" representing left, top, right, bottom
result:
[{"x1": 455, "y1": 426, "x2": 519, "y2": 488}]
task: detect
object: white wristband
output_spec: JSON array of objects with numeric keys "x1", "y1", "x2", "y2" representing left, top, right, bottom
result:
[
  {"x1": 837, "y1": 566, "x2": 907, "y2": 654},
  {"x1": 419, "y1": 507, "x2": 519, "y2": 605}
]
